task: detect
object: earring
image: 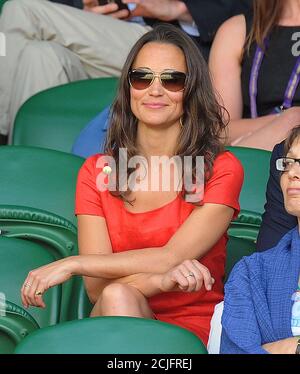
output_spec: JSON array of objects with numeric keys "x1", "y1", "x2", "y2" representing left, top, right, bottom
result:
[{"x1": 180, "y1": 117, "x2": 184, "y2": 129}]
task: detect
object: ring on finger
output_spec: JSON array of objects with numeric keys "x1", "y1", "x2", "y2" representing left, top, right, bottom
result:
[
  {"x1": 24, "y1": 282, "x2": 32, "y2": 288},
  {"x1": 35, "y1": 291, "x2": 43, "y2": 296},
  {"x1": 185, "y1": 272, "x2": 195, "y2": 278}
]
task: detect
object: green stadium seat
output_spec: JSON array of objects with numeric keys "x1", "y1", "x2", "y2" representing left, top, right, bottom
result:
[
  {"x1": 229, "y1": 209, "x2": 263, "y2": 243},
  {"x1": 12, "y1": 77, "x2": 118, "y2": 153},
  {"x1": 15, "y1": 316, "x2": 208, "y2": 354},
  {"x1": 0, "y1": 146, "x2": 85, "y2": 322},
  {"x1": 65, "y1": 276, "x2": 93, "y2": 321},
  {"x1": 227, "y1": 146, "x2": 271, "y2": 242},
  {"x1": 225, "y1": 235, "x2": 256, "y2": 282},
  {"x1": 207, "y1": 236, "x2": 257, "y2": 353},
  {"x1": 0, "y1": 300, "x2": 39, "y2": 354},
  {"x1": 0, "y1": 236, "x2": 61, "y2": 328},
  {"x1": 0, "y1": 205, "x2": 76, "y2": 260},
  {"x1": 0, "y1": 146, "x2": 84, "y2": 227}
]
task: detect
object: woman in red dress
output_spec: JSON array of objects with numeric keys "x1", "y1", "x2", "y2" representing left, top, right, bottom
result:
[{"x1": 21, "y1": 24, "x2": 243, "y2": 346}]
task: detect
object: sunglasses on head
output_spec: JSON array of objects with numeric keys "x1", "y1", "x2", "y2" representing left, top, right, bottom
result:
[{"x1": 129, "y1": 68, "x2": 187, "y2": 92}]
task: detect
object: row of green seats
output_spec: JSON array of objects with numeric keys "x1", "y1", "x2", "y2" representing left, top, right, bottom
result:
[
  {"x1": 0, "y1": 146, "x2": 92, "y2": 353},
  {"x1": 0, "y1": 145, "x2": 258, "y2": 353}
]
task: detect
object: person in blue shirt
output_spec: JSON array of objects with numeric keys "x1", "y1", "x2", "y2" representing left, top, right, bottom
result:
[
  {"x1": 256, "y1": 141, "x2": 298, "y2": 251},
  {"x1": 221, "y1": 125, "x2": 300, "y2": 354}
]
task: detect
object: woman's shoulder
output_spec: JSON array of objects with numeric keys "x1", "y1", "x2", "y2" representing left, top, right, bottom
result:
[
  {"x1": 77, "y1": 154, "x2": 110, "y2": 184},
  {"x1": 218, "y1": 14, "x2": 247, "y2": 34},
  {"x1": 226, "y1": 251, "x2": 264, "y2": 286},
  {"x1": 260, "y1": 227, "x2": 297, "y2": 260},
  {"x1": 80, "y1": 153, "x2": 107, "y2": 170},
  {"x1": 213, "y1": 14, "x2": 246, "y2": 50},
  {"x1": 213, "y1": 150, "x2": 244, "y2": 174},
  {"x1": 228, "y1": 228, "x2": 296, "y2": 283},
  {"x1": 209, "y1": 15, "x2": 247, "y2": 73},
  {"x1": 219, "y1": 14, "x2": 246, "y2": 33}
]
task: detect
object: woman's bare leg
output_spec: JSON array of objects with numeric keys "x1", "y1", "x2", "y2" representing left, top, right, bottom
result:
[{"x1": 90, "y1": 283, "x2": 153, "y2": 319}]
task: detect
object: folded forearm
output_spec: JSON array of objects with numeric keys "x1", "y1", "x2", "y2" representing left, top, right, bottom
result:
[
  {"x1": 85, "y1": 272, "x2": 163, "y2": 304},
  {"x1": 71, "y1": 248, "x2": 178, "y2": 279},
  {"x1": 228, "y1": 115, "x2": 276, "y2": 145},
  {"x1": 231, "y1": 115, "x2": 294, "y2": 151},
  {"x1": 116, "y1": 273, "x2": 163, "y2": 298}
]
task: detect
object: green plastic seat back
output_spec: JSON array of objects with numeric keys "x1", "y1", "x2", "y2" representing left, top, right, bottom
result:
[
  {"x1": 0, "y1": 205, "x2": 77, "y2": 260},
  {"x1": 12, "y1": 78, "x2": 118, "y2": 153},
  {"x1": 226, "y1": 147, "x2": 271, "y2": 242},
  {"x1": 228, "y1": 209, "x2": 262, "y2": 242},
  {"x1": 0, "y1": 146, "x2": 84, "y2": 227},
  {"x1": 0, "y1": 205, "x2": 77, "y2": 324},
  {"x1": 66, "y1": 276, "x2": 93, "y2": 321},
  {"x1": 225, "y1": 235, "x2": 256, "y2": 282},
  {"x1": 227, "y1": 146, "x2": 271, "y2": 215},
  {"x1": 0, "y1": 300, "x2": 39, "y2": 354},
  {"x1": 0, "y1": 147, "x2": 85, "y2": 322},
  {"x1": 0, "y1": 236, "x2": 61, "y2": 327},
  {"x1": 15, "y1": 316, "x2": 208, "y2": 354}
]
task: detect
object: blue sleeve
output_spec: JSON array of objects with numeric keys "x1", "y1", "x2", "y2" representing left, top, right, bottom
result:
[
  {"x1": 220, "y1": 258, "x2": 268, "y2": 354},
  {"x1": 256, "y1": 141, "x2": 297, "y2": 251},
  {"x1": 71, "y1": 106, "x2": 110, "y2": 159}
]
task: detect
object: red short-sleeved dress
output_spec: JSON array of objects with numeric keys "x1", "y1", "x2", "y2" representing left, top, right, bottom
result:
[{"x1": 75, "y1": 151, "x2": 244, "y2": 345}]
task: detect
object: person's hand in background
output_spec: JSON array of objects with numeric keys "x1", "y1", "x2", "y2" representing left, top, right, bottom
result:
[
  {"x1": 83, "y1": 0, "x2": 130, "y2": 19},
  {"x1": 123, "y1": 0, "x2": 193, "y2": 22}
]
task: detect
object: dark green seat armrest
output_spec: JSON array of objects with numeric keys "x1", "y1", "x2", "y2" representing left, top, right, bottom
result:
[
  {"x1": 0, "y1": 236, "x2": 62, "y2": 328},
  {"x1": 0, "y1": 300, "x2": 39, "y2": 354}
]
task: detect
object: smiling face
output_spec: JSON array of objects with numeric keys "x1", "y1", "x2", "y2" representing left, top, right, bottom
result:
[
  {"x1": 280, "y1": 138, "x2": 300, "y2": 217},
  {"x1": 129, "y1": 42, "x2": 187, "y2": 130}
]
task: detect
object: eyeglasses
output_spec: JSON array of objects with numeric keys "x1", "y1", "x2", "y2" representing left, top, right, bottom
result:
[
  {"x1": 276, "y1": 157, "x2": 300, "y2": 171},
  {"x1": 128, "y1": 68, "x2": 187, "y2": 92}
]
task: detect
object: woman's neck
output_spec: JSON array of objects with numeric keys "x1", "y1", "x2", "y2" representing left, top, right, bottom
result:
[
  {"x1": 280, "y1": 0, "x2": 300, "y2": 25},
  {"x1": 136, "y1": 123, "x2": 180, "y2": 160}
]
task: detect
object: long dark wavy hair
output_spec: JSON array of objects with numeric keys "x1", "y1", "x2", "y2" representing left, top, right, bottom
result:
[
  {"x1": 104, "y1": 23, "x2": 228, "y2": 202},
  {"x1": 245, "y1": 0, "x2": 284, "y2": 53}
]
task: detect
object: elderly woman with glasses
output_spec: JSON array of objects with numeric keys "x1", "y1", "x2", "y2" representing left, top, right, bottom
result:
[
  {"x1": 21, "y1": 24, "x2": 243, "y2": 346},
  {"x1": 221, "y1": 125, "x2": 300, "y2": 354}
]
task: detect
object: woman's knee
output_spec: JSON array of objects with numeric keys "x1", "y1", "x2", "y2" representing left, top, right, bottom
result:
[{"x1": 100, "y1": 283, "x2": 141, "y2": 305}]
